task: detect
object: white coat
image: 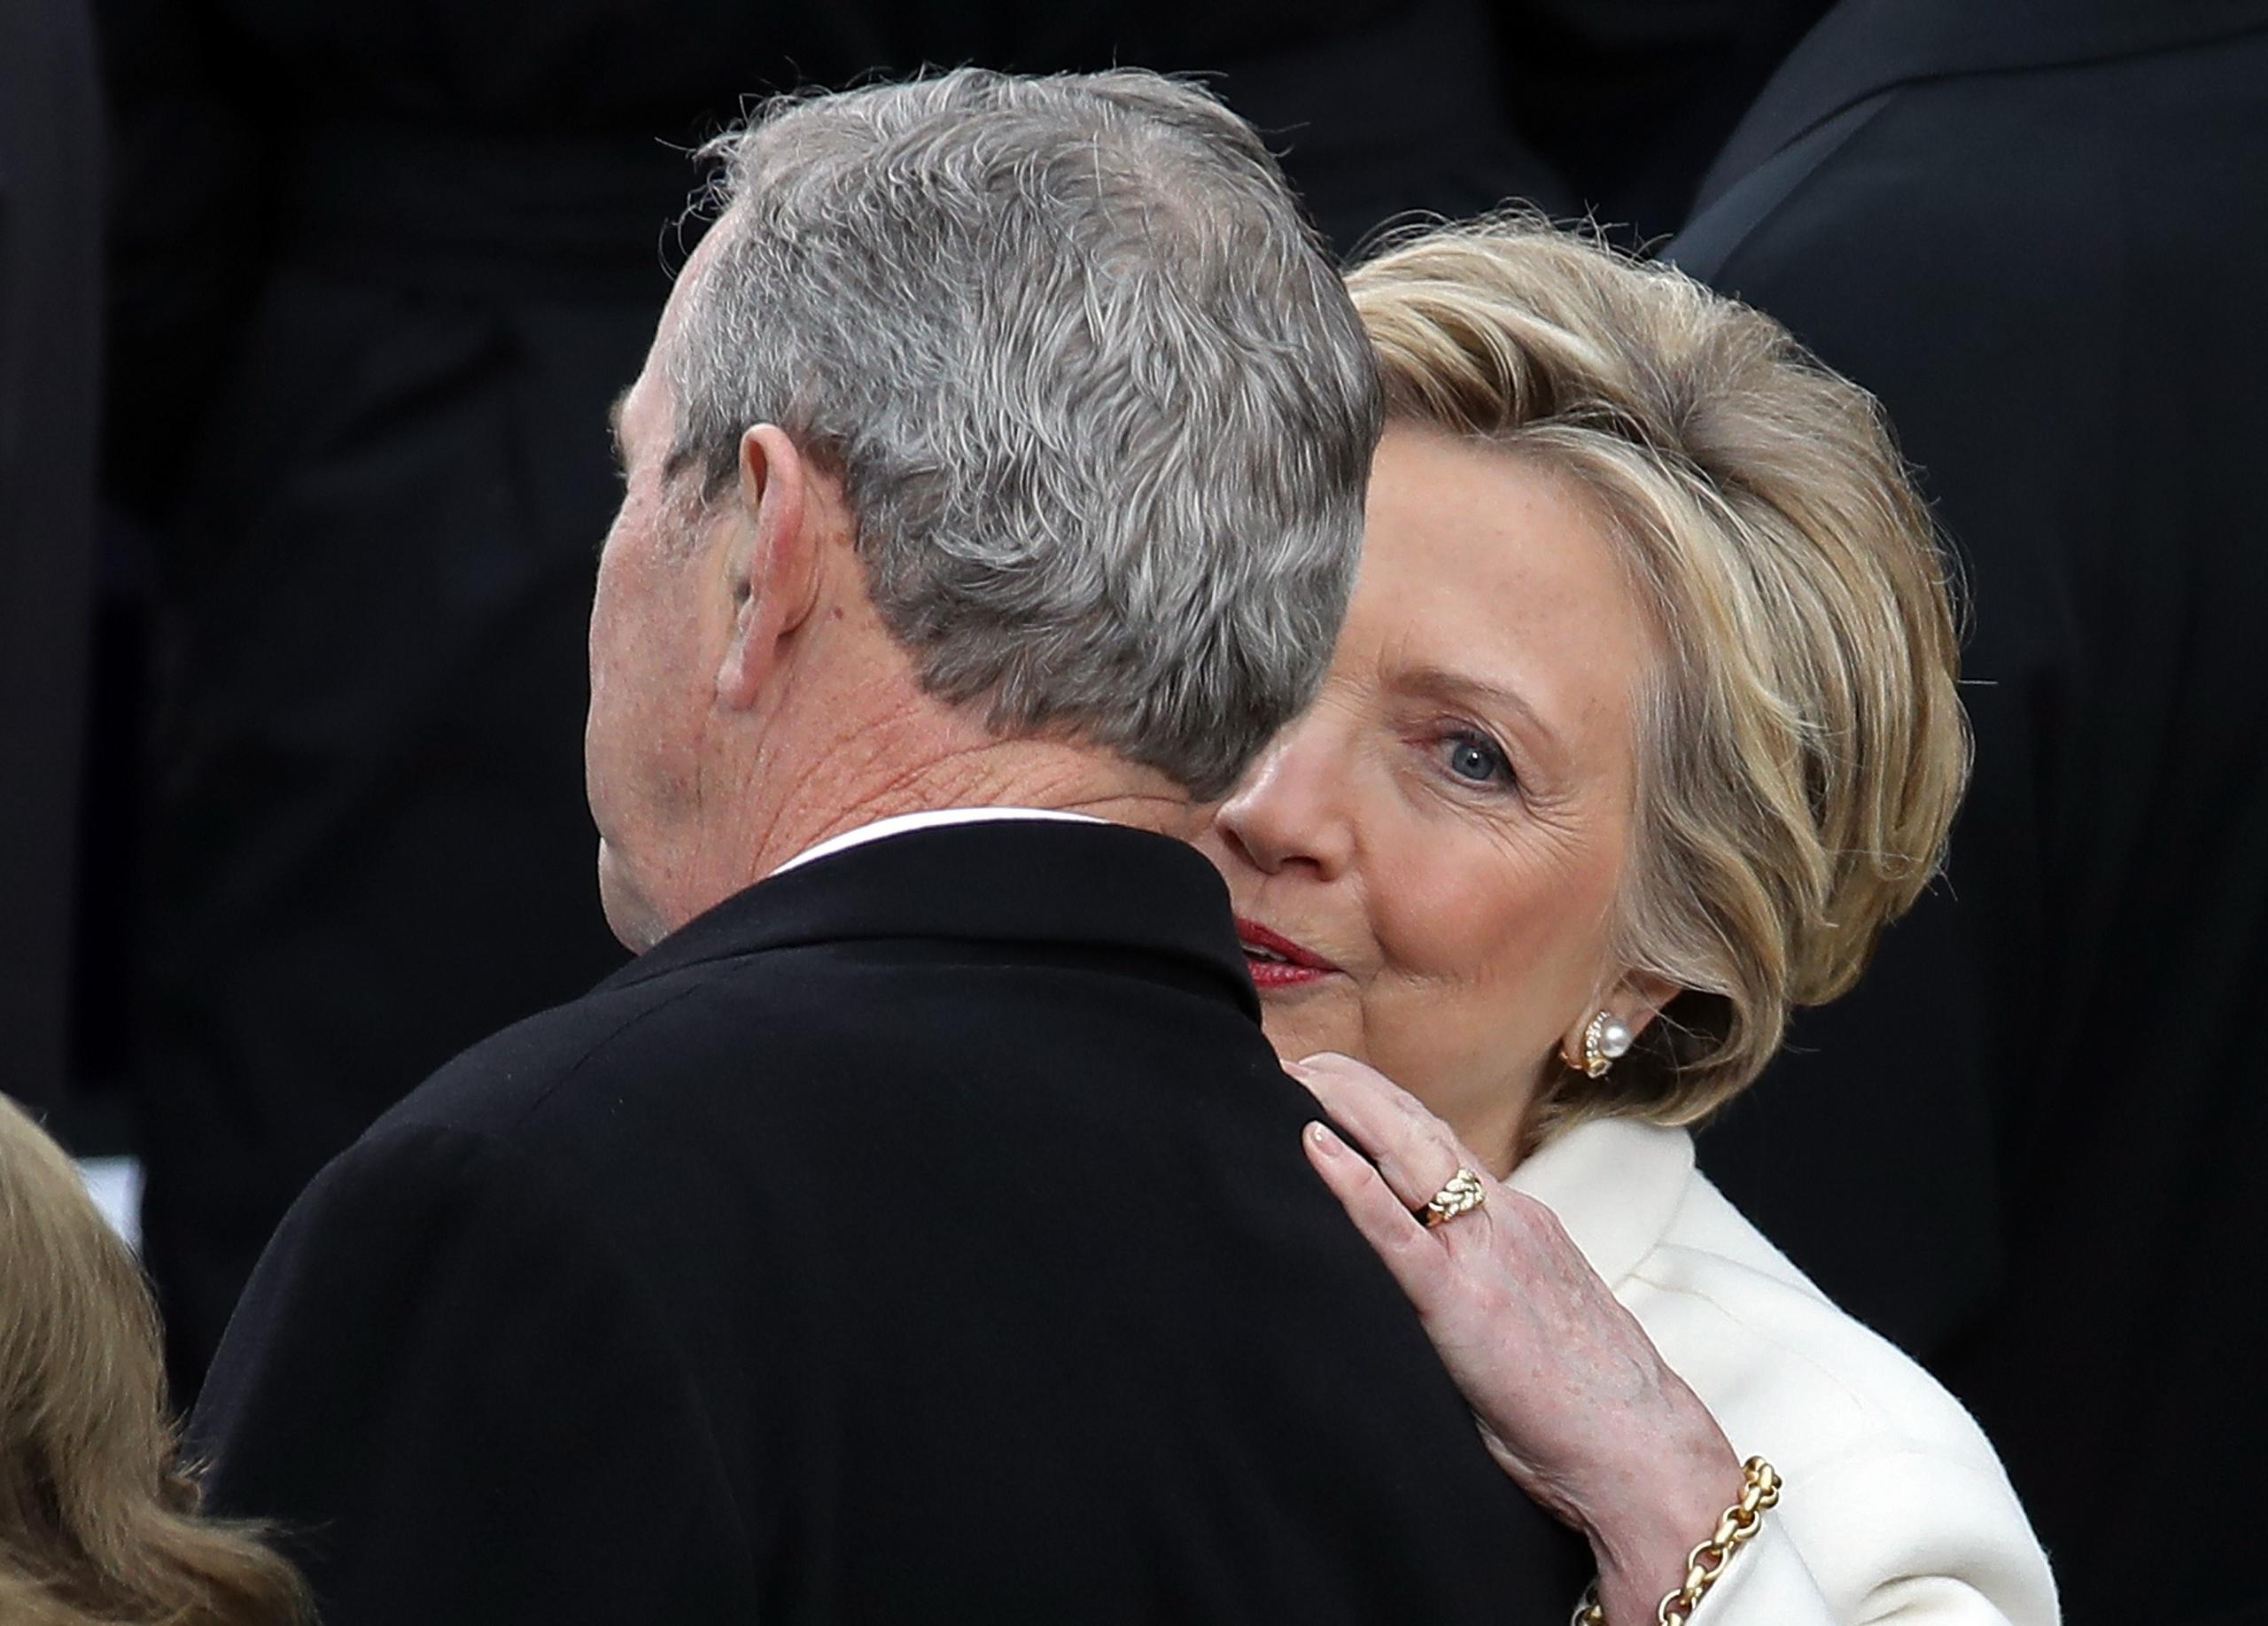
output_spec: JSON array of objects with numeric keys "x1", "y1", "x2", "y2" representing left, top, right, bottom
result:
[{"x1": 1511, "y1": 1118, "x2": 2061, "y2": 1624}]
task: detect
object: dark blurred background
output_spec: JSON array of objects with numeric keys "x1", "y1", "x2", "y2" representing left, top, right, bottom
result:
[{"x1": 5, "y1": 2, "x2": 2264, "y2": 1621}]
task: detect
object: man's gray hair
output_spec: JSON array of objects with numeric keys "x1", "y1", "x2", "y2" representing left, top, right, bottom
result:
[{"x1": 664, "y1": 68, "x2": 1381, "y2": 798}]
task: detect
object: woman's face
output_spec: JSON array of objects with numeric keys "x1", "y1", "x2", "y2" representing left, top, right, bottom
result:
[{"x1": 1197, "y1": 424, "x2": 1666, "y2": 1171}]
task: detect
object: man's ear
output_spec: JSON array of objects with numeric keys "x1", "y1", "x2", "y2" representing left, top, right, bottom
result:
[{"x1": 716, "y1": 423, "x2": 820, "y2": 711}]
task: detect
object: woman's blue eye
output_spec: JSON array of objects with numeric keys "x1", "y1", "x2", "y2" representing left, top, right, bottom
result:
[{"x1": 1443, "y1": 733, "x2": 1511, "y2": 786}]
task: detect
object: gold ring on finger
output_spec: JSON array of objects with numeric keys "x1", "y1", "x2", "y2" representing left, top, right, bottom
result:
[{"x1": 1418, "y1": 1167, "x2": 1487, "y2": 1228}]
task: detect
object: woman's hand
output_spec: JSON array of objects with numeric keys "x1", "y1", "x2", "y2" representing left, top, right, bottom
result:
[{"x1": 1288, "y1": 1051, "x2": 1744, "y2": 1624}]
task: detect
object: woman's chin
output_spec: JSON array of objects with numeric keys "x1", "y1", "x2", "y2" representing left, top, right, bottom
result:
[{"x1": 1258, "y1": 1005, "x2": 1362, "y2": 1072}]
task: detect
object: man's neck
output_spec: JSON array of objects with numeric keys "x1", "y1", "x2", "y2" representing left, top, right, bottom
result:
[
  {"x1": 625, "y1": 601, "x2": 1204, "y2": 945},
  {"x1": 742, "y1": 736, "x2": 1198, "y2": 882}
]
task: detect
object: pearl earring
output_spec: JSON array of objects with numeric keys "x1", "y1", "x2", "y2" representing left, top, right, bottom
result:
[{"x1": 1579, "y1": 1010, "x2": 1634, "y2": 1078}]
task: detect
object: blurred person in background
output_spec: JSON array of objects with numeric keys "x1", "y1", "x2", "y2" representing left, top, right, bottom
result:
[
  {"x1": 1, "y1": 1093, "x2": 305, "y2": 1626},
  {"x1": 96, "y1": 0, "x2": 1565, "y2": 1402},
  {"x1": 2, "y1": 0, "x2": 100, "y2": 1137},
  {"x1": 1669, "y1": 4, "x2": 2268, "y2": 1620},
  {"x1": 1489, "y1": 0, "x2": 1834, "y2": 245}
]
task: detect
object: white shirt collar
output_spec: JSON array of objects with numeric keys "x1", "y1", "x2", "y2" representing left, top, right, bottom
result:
[
  {"x1": 1507, "y1": 1116, "x2": 1696, "y2": 1288},
  {"x1": 766, "y1": 806, "x2": 1107, "y2": 880}
]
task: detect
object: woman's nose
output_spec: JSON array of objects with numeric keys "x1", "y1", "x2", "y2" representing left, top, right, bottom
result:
[{"x1": 1213, "y1": 726, "x2": 1356, "y2": 881}]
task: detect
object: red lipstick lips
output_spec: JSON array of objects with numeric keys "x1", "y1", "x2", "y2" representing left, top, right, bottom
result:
[{"x1": 1234, "y1": 917, "x2": 1339, "y2": 991}]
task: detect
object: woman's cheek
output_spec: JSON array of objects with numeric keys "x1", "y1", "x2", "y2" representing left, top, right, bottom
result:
[{"x1": 1373, "y1": 843, "x2": 1503, "y2": 990}]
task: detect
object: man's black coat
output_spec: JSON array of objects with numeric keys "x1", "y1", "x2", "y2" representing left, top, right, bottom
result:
[
  {"x1": 1668, "y1": 5, "x2": 2268, "y2": 1619},
  {"x1": 198, "y1": 821, "x2": 1586, "y2": 1624}
]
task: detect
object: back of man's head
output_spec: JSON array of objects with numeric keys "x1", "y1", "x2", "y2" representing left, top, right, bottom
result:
[{"x1": 662, "y1": 69, "x2": 1381, "y2": 800}]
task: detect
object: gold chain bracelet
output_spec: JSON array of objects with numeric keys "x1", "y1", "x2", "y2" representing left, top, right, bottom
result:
[{"x1": 1573, "y1": 1455, "x2": 1782, "y2": 1626}]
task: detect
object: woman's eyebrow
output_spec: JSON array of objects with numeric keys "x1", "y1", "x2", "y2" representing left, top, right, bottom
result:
[{"x1": 1402, "y1": 664, "x2": 1559, "y2": 751}]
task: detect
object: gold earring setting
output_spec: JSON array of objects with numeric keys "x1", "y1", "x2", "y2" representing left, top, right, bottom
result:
[{"x1": 1579, "y1": 1009, "x2": 1634, "y2": 1078}]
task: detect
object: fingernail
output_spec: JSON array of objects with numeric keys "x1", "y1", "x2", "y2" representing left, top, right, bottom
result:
[
  {"x1": 1306, "y1": 1120, "x2": 1341, "y2": 1155},
  {"x1": 1283, "y1": 1059, "x2": 1312, "y2": 1080}
]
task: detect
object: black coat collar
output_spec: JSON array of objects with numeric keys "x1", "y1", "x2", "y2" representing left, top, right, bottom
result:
[
  {"x1": 599, "y1": 819, "x2": 1260, "y2": 1019},
  {"x1": 1695, "y1": 0, "x2": 2268, "y2": 208}
]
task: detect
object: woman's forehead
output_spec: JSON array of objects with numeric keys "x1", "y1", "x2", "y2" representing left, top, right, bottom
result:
[{"x1": 1354, "y1": 432, "x2": 1656, "y2": 734}]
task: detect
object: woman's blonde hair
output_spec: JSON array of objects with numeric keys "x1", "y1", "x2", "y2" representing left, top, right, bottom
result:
[
  {"x1": 1348, "y1": 216, "x2": 1969, "y2": 1132},
  {"x1": 0, "y1": 1094, "x2": 306, "y2": 1626}
]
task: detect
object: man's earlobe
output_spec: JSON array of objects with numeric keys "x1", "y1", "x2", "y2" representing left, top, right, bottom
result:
[{"x1": 715, "y1": 580, "x2": 765, "y2": 710}]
